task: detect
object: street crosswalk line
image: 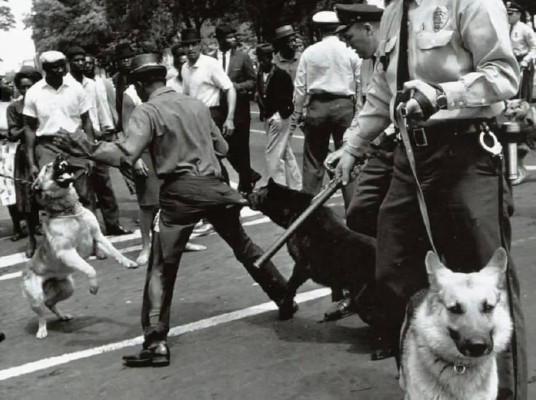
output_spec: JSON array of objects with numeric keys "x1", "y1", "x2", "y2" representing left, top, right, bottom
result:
[{"x1": 0, "y1": 287, "x2": 331, "y2": 382}]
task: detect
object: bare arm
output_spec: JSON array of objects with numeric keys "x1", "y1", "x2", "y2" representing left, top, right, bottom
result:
[
  {"x1": 80, "y1": 111, "x2": 94, "y2": 142},
  {"x1": 23, "y1": 116, "x2": 39, "y2": 175}
]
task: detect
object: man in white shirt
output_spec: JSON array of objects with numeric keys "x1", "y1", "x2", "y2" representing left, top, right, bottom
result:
[
  {"x1": 179, "y1": 28, "x2": 237, "y2": 138},
  {"x1": 291, "y1": 11, "x2": 361, "y2": 205},
  {"x1": 23, "y1": 50, "x2": 94, "y2": 207},
  {"x1": 66, "y1": 46, "x2": 132, "y2": 236}
]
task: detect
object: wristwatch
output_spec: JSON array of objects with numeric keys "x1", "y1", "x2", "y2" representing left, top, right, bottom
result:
[{"x1": 436, "y1": 88, "x2": 448, "y2": 110}]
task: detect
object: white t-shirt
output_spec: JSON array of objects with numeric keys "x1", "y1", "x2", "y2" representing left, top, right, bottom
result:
[
  {"x1": 181, "y1": 54, "x2": 233, "y2": 107},
  {"x1": 23, "y1": 77, "x2": 90, "y2": 136}
]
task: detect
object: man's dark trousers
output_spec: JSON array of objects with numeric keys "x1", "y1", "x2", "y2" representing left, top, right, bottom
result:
[
  {"x1": 302, "y1": 95, "x2": 354, "y2": 206},
  {"x1": 91, "y1": 162, "x2": 121, "y2": 231},
  {"x1": 140, "y1": 176, "x2": 288, "y2": 346},
  {"x1": 375, "y1": 131, "x2": 526, "y2": 400}
]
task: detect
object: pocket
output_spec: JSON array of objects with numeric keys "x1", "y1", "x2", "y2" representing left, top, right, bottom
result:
[
  {"x1": 416, "y1": 30, "x2": 454, "y2": 50},
  {"x1": 378, "y1": 36, "x2": 397, "y2": 71}
]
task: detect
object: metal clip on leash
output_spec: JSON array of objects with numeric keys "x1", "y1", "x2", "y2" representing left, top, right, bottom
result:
[{"x1": 479, "y1": 122, "x2": 502, "y2": 158}]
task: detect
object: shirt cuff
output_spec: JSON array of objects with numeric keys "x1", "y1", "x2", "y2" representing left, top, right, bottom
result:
[
  {"x1": 344, "y1": 135, "x2": 371, "y2": 158},
  {"x1": 439, "y1": 81, "x2": 466, "y2": 109}
]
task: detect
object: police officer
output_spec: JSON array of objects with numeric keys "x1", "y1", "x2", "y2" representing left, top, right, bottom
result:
[{"x1": 336, "y1": 0, "x2": 526, "y2": 398}]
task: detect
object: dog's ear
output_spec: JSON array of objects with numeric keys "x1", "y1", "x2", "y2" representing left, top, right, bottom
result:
[
  {"x1": 479, "y1": 247, "x2": 508, "y2": 290},
  {"x1": 425, "y1": 251, "x2": 450, "y2": 292}
]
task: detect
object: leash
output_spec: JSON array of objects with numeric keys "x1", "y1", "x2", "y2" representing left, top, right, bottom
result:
[
  {"x1": 0, "y1": 173, "x2": 33, "y2": 186},
  {"x1": 395, "y1": 105, "x2": 438, "y2": 254}
]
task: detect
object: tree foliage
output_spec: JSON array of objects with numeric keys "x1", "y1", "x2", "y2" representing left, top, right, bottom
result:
[{"x1": 0, "y1": 0, "x2": 15, "y2": 31}]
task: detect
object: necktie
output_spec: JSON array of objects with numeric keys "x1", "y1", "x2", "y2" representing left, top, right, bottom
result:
[
  {"x1": 396, "y1": 0, "x2": 410, "y2": 90},
  {"x1": 222, "y1": 51, "x2": 227, "y2": 73}
]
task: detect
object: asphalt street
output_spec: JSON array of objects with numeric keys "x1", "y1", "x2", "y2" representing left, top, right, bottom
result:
[{"x1": 1, "y1": 108, "x2": 536, "y2": 399}]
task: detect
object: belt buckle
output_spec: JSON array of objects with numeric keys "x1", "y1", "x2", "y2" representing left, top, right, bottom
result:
[{"x1": 412, "y1": 127, "x2": 428, "y2": 147}]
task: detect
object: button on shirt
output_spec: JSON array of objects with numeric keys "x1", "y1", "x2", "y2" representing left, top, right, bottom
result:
[
  {"x1": 90, "y1": 87, "x2": 228, "y2": 178},
  {"x1": 23, "y1": 77, "x2": 90, "y2": 137},
  {"x1": 344, "y1": 0, "x2": 520, "y2": 155},
  {"x1": 181, "y1": 54, "x2": 233, "y2": 107},
  {"x1": 510, "y1": 21, "x2": 536, "y2": 63},
  {"x1": 293, "y1": 36, "x2": 361, "y2": 114}
]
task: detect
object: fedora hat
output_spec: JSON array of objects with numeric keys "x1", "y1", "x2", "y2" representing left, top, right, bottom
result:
[
  {"x1": 179, "y1": 28, "x2": 202, "y2": 45},
  {"x1": 274, "y1": 25, "x2": 296, "y2": 41},
  {"x1": 115, "y1": 42, "x2": 135, "y2": 60},
  {"x1": 129, "y1": 53, "x2": 167, "y2": 77}
]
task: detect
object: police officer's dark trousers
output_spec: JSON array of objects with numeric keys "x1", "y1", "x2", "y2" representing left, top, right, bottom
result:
[
  {"x1": 375, "y1": 126, "x2": 527, "y2": 400},
  {"x1": 140, "y1": 175, "x2": 288, "y2": 347}
]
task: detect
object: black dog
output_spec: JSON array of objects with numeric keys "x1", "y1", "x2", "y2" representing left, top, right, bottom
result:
[{"x1": 248, "y1": 179, "x2": 377, "y2": 321}]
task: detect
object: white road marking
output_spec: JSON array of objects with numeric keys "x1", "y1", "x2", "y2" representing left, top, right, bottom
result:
[
  {"x1": 0, "y1": 288, "x2": 330, "y2": 382},
  {"x1": 526, "y1": 165, "x2": 536, "y2": 171}
]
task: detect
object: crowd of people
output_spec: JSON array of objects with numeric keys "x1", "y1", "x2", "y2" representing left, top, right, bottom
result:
[{"x1": 0, "y1": 0, "x2": 535, "y2": 398}]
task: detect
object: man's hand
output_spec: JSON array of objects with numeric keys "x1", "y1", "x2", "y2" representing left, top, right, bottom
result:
[
  {"x1": 268, "y1": 113, "x2": 283, "y2": 132},
  {"x1": 289, "y1": 111, "x2": 303, "y2": 134},
  {"x1": 223, "y1": 118, "x2": 235, "y2": 138},
  {"x1": 520, "y1": 60, "x2": 529, "y2": 70},
  {"x1": 335, "y1": 151, "x2": 360, "y2": 186},
  {"x1": 52, "y1": 128, "x2": 92, "y2": 157},
  {"x1": 401, "y1": 80, "x2": 439, "y2": 122},
  {"x1": 324, "y1": 147, "x2": 345, "y2": 173},
  {"x1": 29, "y1": 164, "x2": 40, "y2": 181},
  {"x1": 133, "y1": 158, "x2": 148, "y2": 177}
]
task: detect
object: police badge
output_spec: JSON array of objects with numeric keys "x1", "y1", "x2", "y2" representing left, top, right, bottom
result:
[{"x1": 433, "y1": 6, "x2": 449, "y2": 32}]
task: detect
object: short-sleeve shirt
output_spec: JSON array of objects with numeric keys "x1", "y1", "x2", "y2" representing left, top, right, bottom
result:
[
  {"x1": 23, "y1": 77, "x2": 90, "y2": 136},
  {"x1": 181, "y1": 54, "x2": 233, "y2": 107}
]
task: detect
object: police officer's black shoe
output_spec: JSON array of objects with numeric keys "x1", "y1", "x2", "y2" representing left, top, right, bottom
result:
[
  {"x1": 122, "y1": 343, "x2": 170, "y2": 367},
  {"x1": 323, "y1": 298, "x2": 354, "y2": 322},
  {"x1": 107, "y1": 224, "x2": 134, "y2": 236}
]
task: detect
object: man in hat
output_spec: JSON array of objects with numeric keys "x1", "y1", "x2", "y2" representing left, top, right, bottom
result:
[
  {"x1": 52, "y1": 53, "x2": 294, "y2": 367},
  {"x1": 291, "y1": 10, "x2": 361, "y2": 206},
  {"x1": 23, "y1": 50, "x2": 94, "y2": 207},
  {"x1": 273, "y1": 25, "x2": 301, "y2": 81},
  {"x1": 322, "y1": 3, "x2": 392, "y2": 327},
  {"x1": 179, "y1": 28, "x2": 237, "y2": 139},
  {"x1": 211, "y1": 24, "x2": 261, "y2": 194},
  {"x1": 66, "y1": 46, "x2": 132, "y2": 236},
  {"x1": 506, "y1": 1, "x2": 536, "y2": 185},
  {"x1": 336, "y1": 0, "x2": 526, "y2": 398},
  {"x1": 255, "y1": 43, "x2": 302, "y2": 189}
]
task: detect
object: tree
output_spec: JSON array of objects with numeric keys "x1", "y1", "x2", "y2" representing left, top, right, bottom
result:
[{"x1": 0, "y1": 0, "x2": 15, "y2": 31}]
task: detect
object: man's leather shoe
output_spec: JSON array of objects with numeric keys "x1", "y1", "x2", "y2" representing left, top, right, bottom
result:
[
  {"x1": 323, "y1": 298, "x2": 354, "y2": 322},
  {"x1": 107, "y1": 225, "x2": 134, "y2": 236},
  {"x1": 122, "y1": 343, "x2": 170, "y2": 367}
]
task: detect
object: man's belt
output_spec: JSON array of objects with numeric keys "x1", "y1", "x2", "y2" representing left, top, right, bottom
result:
[{"x1": 309, "y1": 92, "x2": 354, "y2": 101}]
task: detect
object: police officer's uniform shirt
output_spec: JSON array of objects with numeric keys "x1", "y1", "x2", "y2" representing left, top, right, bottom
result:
[
  {"x1": 293, "y1": 35, "x2": 361, "y2": 113},
  {"x1": 23, "y1": 77, "x2": 91, "y2": 137},
  {"x1": 510, "y1": 21, "x2": 536, "y2": 63},
  {"x1": 344, "y1": 0, "x2": 520, "y2": 156}
]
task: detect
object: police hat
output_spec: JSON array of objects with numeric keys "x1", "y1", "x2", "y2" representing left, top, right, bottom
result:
[
  {"x1": 506, "y1": 1, "x2": 523, "y2": 12},
  {"x1": 312, "y1": 11, "x2": 340, "y2": 25},
  {"x1": 129, "y1": 53, "x2": 167, "y2": 78},
  {"x1": 334, "y1": 4, "x2": 384, "y2": 34}
]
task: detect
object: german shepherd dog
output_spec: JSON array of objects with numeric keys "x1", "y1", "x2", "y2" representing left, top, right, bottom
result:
[
  {"x1": 247, "y1": 179, "x2": 377, "y2": 320},
  {"x1": 399, "y1": 248, "x2": 512, "y2": 400},
  {"x1": 22, "y1": 156, "x2": 137, "y2": 339}
]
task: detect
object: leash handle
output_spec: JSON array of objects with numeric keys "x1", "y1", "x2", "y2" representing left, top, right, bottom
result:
[{"x1": 395, "y1": 104, "x2": 438, "y2": 254}]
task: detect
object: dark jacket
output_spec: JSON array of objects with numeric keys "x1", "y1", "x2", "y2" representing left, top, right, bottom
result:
[
  {"x1": 209, "y1": 49, "x2": 256, "y2": 124},
  {"x1": 256, "y1": 65, "x2": 294, "y2": 120}
]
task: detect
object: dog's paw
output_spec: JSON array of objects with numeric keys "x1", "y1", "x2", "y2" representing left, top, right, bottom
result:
[
  {"x1": 89, "y1": 278, "x2": 99, "y2": 295},
  {"x1": 122, "y1": 258, "x2": 138, "y2": 269},
  {"x1": 36, "y1": 328, "x2": 48, "y2": 339},
  {"x1": 58, "y1": 313, "x2": 73, "y2": 321}
]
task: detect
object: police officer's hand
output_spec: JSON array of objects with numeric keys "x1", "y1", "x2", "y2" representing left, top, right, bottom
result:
[
  {"x1": 52, "y1": 128, "x2": 91, "y2": 157},
  {"x1": 336, "y1": 151, "x2": 359, "y2": 186},
  {"x1": 223, "y1": 118, "x2": 235, "y2": 138},
  {"x1": 133, "y1": 158, "x2": 148, "y2": 177},
  {"x1": 520, "y1": 60, "x2": 529, "y2": 70},
  {"x1": 324, "y1": 147, "x2": 345, "y2": 173},
  {"x1": 29, "y1": 164, "x2": 40, "y2": 181},
  {"x1": 402, "y1": 80, "x2": 439, "y2": 122}
]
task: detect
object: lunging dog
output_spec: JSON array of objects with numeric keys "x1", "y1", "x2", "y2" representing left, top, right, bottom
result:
[
  {"x1": 248, "y1": 179, "x2": 377, "y2": 321},
  {"x1": 399, "y1": 248, "x2": 512, "y2": 400},
  {"x1": 22, "y1": 156, "x2": 137, "y2": 339}
]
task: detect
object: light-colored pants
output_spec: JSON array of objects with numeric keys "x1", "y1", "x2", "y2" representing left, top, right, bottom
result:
[{"x1": 264, "y1": 114, "x2": 302, "y2": 190}]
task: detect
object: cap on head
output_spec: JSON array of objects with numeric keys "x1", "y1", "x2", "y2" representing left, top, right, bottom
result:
[
  {"x1": 65, "y1": 46, "x2": 86, "y2": 60},
  {"x1": 215, "y1": 24, "x2": 236, "y2": 40},
  {"x1": 312, "y1": 10, "x2": 340, "y2": 25},
  {"x1": 274, "y1": 25, "x2": 296, "y2": 41},
  {"x1": 129, "y1": 53, "x2": 167, "y2": 78},
  {"x1": 256, "y1": 43, "x2": 274, "y2": 57},
  {"x1": 40, "y1": 51, "x2": 66, "y2": 65},
  {"x1": 179, "y1": 28, "x2": 202, "y2": 45},
  {"x1": 334, "y1": 3, "x2": 384, "y2": 34},
  {"x1": 506, "y1": 1, "x2": 523, "y2": 12},
  {"x1": 115, "y1": 42, "x2": 136, "y2": 60}
]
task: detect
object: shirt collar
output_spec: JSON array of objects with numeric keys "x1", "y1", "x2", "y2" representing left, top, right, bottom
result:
[
  {"x1": 43, "y1": 75, "x2": 71, "y2": 90},
  {"x1": 149, "y1": 86, "x2": 175, "y2": 100}
]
